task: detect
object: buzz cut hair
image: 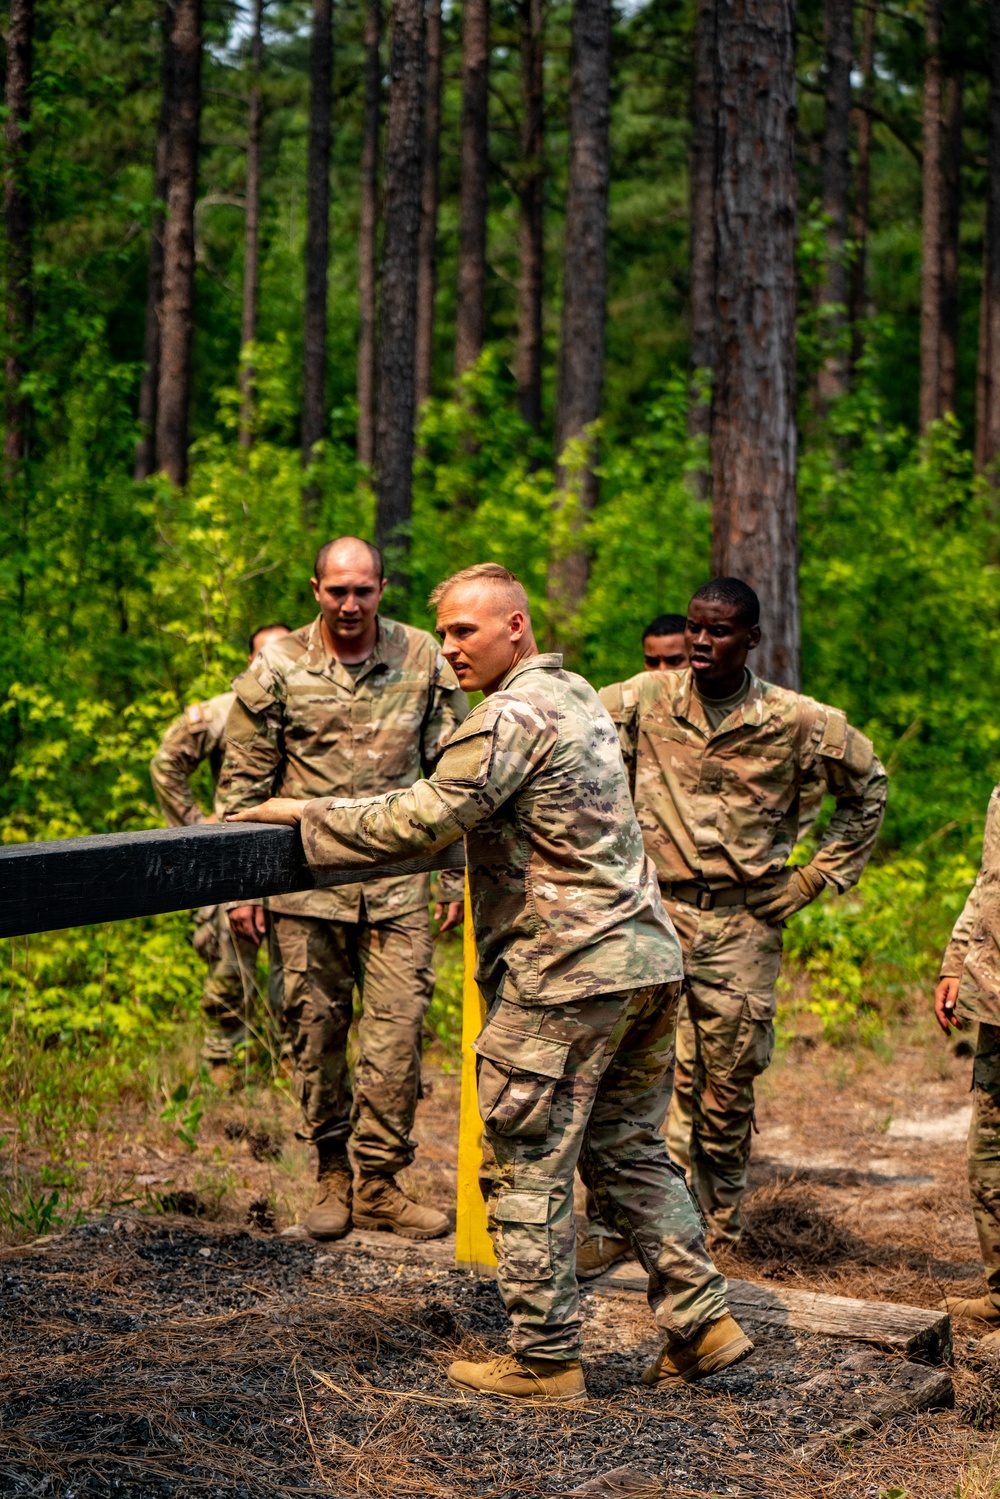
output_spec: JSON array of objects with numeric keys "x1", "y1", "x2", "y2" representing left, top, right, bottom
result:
[
  {"x1": 313, "y1": 536, "x2": 384, "y2": 583},
  {"x1": 690, "y1": 577, "x2": 760, "y2": 627},
  {"x1": 249, "y1": 622, "x2": 291, "y2": 654},
  {"x1": 643, "y1": 612, "x2": 687, "y2": 640},
  {"x1": 429, "y1": 563, "x2": 531, "y2": 617}
]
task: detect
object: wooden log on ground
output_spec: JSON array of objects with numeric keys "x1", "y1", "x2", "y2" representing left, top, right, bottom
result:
[
  {"x1": 0, "y1": 824, "x2": 465, "y2": 938},
  {"x1": 795, "y1": 1361, "x2": 954, "y2": 1458},
  {"x1": 594, "y1": 1264, "x2": 952, "y2": 1364}
]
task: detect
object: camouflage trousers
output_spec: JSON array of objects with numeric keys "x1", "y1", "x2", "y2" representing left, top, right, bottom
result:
[
  {"x1": 970, "y1": 1023, "x2": 1000, "y2": 1309},
  {"x1": 268, "y1": 907, "x2": 435, "y2": 1176},
  {"x1": 192, "y1": 906, "x2": 260, "y2": 1057},
  {"x1": 478, "y1": 982, "x2": 728, "y2": 1360},
  {"x1": 664, "y1": 899, "x2": 781, "y2": 1245}
]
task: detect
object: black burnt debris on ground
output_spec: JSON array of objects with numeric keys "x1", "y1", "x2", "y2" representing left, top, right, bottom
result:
[{"x1": 0, "y1": 1216, "x2": 962, "y2": 1499}]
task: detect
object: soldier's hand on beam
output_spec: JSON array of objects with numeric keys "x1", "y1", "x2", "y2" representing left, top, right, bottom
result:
[
  {"x1": 934, "y1": 976, "x2": 960, "y2": 1036},
  {"x1": 746, "y1": 864, "x2": 826, "y2": 924},
  {"x1": 226, "y1": 799, "x2": 304, "y2": 826},
  {"x1": 229, "y1": 904, "x2": 267, "y2": 945},
  {"x1": 433, "y1": 900, "x2": 464, "y2": 935}
]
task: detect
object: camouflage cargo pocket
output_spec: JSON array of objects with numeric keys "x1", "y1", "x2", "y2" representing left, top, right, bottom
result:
[
  {"x1": 474, "y1": 1023, "x2": 570, "y2": 1140},
  {"x1": 493, "y1": 1189, "x2": 553, "y2": 1282}
]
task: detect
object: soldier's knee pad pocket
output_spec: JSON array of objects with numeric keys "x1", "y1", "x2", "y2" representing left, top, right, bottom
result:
[
  {"x1": 493, "y1": 1190, "x2": 554, "y2": 1281},
  {"x1": 475, "y1": 1021, "x2": 571, "y2": 1140}
]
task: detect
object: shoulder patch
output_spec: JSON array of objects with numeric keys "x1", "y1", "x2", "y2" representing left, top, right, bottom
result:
[
  {"x1": 231, "y1": 668, "x2": 277, "y2": 715},
  {"x1": 185, "y1": 703, "x2": 205, "y2": 730},
  {"x1": 817, "y1": 707, "x2": 848, "y2": 759},
  {"x1": 434, "y1": 702, "x2": 500, "y2": 784},
  {"x1": 842, "y1": 725, "x2": 875, "y2": 777}
]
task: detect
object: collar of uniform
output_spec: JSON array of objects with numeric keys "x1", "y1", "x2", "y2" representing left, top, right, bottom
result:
[
  {"x1": 497, "y1": 651, "x2": 563, "y2": 692},
  {"x1": 673, "y1": 667, "x2": 772, "y2": 737},
  {"x1": 300, "y1": 614, "x2": 397, "y2": 685}
]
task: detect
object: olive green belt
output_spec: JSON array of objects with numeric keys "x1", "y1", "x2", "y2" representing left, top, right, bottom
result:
[{"x1": 661, "y1": 879, "x2": 749, "y2": 912}]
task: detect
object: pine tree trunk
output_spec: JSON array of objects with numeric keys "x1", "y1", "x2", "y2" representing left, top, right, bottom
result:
[
  {"x1": 415, "y1": 0, "x2": 442, "y2": 411},
  {"x1": 155, "y1": 0, "x2": 202, "y2": 487},
  {"x1": 548, "y1": 0, "x2": 610, "y2": 625},
  {"x1": 919, "y1": 0, "x2": 943, "y2": 432},
  {"x1": 357, "y1": 0, "x2": 381, "y2": 467},
  {"x1": 455, "y1": 0, "x2": 490, "y2": 376},
  {"x1": 239, "y1": 0, "x2": 264, "y2": 451},
  {"x1": 688, "y1": 0, "x2": 717, "y2": 456},
  {"x1": 849, "y1": 0, "x2": 875, "y2": 372},
  {"x1": 939, "y1": 69, "x2": 963, "y2": 417},
  {"x1": 710, "y1": 0, "x2": 799, "y2": 689},
  {"x1": 374, "y1": 0, "x2": 425, "y2": 592},
  {"x1": 4, "y1": 0, "x2": 33, "y2": 480},
  {"x1": 817, "y1": 0, "x2": 852, "y2": 404},
  {"x1": 977, "y1": 0, "x2": 1000, "y2": 474},
  {"x1": 302, "y1": 0, "x2": 333, "y2": 478},
  {"x1": 516, "y1": 0, "x2": 544, "y2": 430},
  {"x1": 135, "y1": 6, "x2": 173, "y2": 481}
]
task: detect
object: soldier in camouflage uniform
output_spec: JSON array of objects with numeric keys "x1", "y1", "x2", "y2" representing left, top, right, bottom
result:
[
  {"x1": 935, "y1": 782, "x2": 1000, "y2": 1344},
  {"x1": 219, "y1": 537, "x2": 467, "y2": 1244},
  {"x1": 228, "y1": 564, "x2": 753, "y2": 1403},
  {"x1": 584, "y1": 578, "x2": 886, "y2": 1270},
  {"x1": 149, "y1": 623, "x2": 290, "y2": 1067}
]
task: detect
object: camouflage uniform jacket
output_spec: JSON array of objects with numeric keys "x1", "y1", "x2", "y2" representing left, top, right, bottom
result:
[
  {"x1": 298, "y1": 653, "x2": 683, "y2": 1006},
  {"x1": 150, "y1": 691, "x2": 235, "y2": 827},
  {"x1": 940, "y1": 782, "x2": 1000, "y2": 1021},
  {"x1": 217, "y1": 615, "x2": 468, "y2": 921},
  {"x1": 599, "y1": 668, "x2": 886, "y2": 893}
]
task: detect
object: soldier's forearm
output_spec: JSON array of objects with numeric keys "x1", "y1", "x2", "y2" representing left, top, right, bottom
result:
[{"x1": 300, "y1": 781, "x2": 466, "y2": 873}]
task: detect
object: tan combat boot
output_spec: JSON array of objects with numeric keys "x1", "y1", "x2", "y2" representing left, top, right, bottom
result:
[
  {"x1": 576, "y1": 1231, "x2": 633, "y2": 1281},
  {"x1": 448, "y1": 1352, "x2": 586, "y2": 1404},
  {"x1": 642, "y1": 1313, "x2": 754, "y2": 1387},
  {"x1": 939, "y1": 1294, "x2": 1000, "y2": 1324},
  {"x1": 353, "y1": 1174, "x2": 449, "y2": 1240},
  {"x1": 303, "y1": 1145, "x2": 353, "y2": 1241}
]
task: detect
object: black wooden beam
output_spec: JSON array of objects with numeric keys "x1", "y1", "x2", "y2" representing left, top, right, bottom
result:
[{"x1": 0, "y1": 824, "x2": 466, "y2": 939}]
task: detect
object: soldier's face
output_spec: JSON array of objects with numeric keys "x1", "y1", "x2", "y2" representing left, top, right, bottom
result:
[
  {"x1": 436, "y1": 585, "x2": 530, "y2": 694},
  {"x1": 311, "y1": 560, "x2": 385, "y2": 640},
  {"x1": 643, "y1": 632, "x2": 688, "y2": 671},
  {"x1": 685, "y1": 598, "x2": 760, "y2": 686}
]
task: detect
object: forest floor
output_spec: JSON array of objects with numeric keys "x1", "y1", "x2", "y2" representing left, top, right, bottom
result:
[{"x1": 2, "y1": 1006, "x2": 1000, "y2": 1497}]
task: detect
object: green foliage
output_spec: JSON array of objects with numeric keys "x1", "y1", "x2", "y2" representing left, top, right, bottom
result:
[{"x1": 160, "y1": 1078, "x2": 205, "y2": 1153}]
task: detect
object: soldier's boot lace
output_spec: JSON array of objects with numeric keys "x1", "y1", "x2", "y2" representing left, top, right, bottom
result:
[
  {"x1": 447, "y1": 1352, "x2": 587, "y2": 1404},
  {"x1": 575, "y1": 1231, "x2": 633, "y2": 1281},
  {"x1": 353, "y1": 1173, "x2": 449, "y2": 1241},
  {"x1": 939, "y1": 1294, "x2": 1000, "y2": 1324},
  {"x1": 303, "y1": 1143, "x2": 353, "y2": 1241},
  {"x1": 642, "y1": 1312, "x2": 754, "y2": 1387}
]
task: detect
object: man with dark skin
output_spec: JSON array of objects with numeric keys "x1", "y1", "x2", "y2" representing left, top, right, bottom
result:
[
  {"x1": 576, "y1": 577, "x2": 887, "y2": 1275},
  {"x1": 642, "y1": 613, "x2": 689, "y2": 672}
]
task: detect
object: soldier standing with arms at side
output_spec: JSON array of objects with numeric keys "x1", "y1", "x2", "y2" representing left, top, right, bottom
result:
[
  {"x1": 219, "y1": 537, "x2": 467, "y2": 1243},
  {"x1": 228, "y1": 564, "x2": 751, "y2": 1402},
  {"x1": 150, "y1": 623, "x2": 290, "y2": 1072},
  {"x1": 578, "y1": 578, "x2": 886, "y2": 1275}
]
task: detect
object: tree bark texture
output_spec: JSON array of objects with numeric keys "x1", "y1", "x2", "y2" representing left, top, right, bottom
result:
[
  {"x1": 356, "y1": 0, "x2": 381, "y2": 467},
  {"x1": 919, "y1": 0, "x2": 943, "y2": 432},
  {"x1": 4, "y1": 0, "x2": 34, "y2": 479},
  {"x1": 516, "y1": 0, "x2": 545, "y2": 430},
  {"x1": 939, "y1": 69, "x2": 963, "y2": 417},
  {"x1": 710, "y1": 0, "x2": 799, "y2": 689},
  {"x1": 155, "y1": 0, "x2": 202, "y2": 487},
  {"x1": 548, "y1": 0, "x2": 610, "y2": 621},
  {"x1": 849, "y1": 0, "x2": 875, "y2": 370},
  {"x1": 816, "y1": 0, "x2": 852, "y2": 404},
  {"x1": 688, "y1": 0, "x2": 717, "y2": 450},
  {"x1": 374, "y1": 0, "x2": 425, "y2": 590},
  {"x1": 455, "y1": 0, "x2": 490, "y2": 375},
  {"x1": 135, "y1": 6, "x2": 173, "y2": 480},
  {"x1": 977, "y1": 0, "x2": 1000, "y2": 473},
  {"x1": 239, "y1": 0, "x2": 265, "y2": 451},
  {"x1": 301, "y1": 0, "x2": 333, "y2": 473},
  {"x1": 415, "y1": 0, "x2": 442, "y2": 411}
]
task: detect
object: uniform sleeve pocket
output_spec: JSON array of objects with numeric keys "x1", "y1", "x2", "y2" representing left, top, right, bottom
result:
[
  {"x1": 493, "y1": 1190, "x2": 553, "y2": 1282},
  {"x1": 474, "y1": 1025, "x2": 569, "y2": 1139}
]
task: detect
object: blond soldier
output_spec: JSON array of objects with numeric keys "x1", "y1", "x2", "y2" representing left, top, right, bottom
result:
[
  {"x1": 219, "y1": 538, "x2": 467, "y2": 1244},
  {"x1": 228, "y1": 564, "x2": 752, "y2": 1404},
  {"x1": 935, "y1": 784, "x2": 1000, "y2": 1346},
  {"x1": 149, "y1": 622, "x2": 290, "y2": 1067},
  {"x1": 585, "y1": 578, "x2": 886, "y2": 1271}
]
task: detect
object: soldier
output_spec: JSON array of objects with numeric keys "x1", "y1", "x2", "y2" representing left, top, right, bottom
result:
[
  {"x1": 149, "y1": 622, "x2": 291, "y2": 1070},
  {"x1": 935, "y1": 784, "x2": 1000, "y2": 1346},
  {"x1": 228, "y1": 563, "x2": 752, "y2": 1403},
  {"x1": 579, "y1": 577, "x2": 886, "y2": 1276},
  {"x1": 219, "y1": 537, "x2": 467, "y2": 1244},
  {"x1": 642, "y1": 613, "x2": 689, "y2": 672}
]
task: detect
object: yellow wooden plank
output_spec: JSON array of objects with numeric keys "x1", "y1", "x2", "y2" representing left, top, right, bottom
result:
[{"x1": 454, "y1": 875, "x2": 496, "y2": 1272}]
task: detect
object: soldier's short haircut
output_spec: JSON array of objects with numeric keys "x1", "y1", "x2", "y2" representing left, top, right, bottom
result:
[
  {"x1": 690, "y1": 577, "x2": 760, "y2": 627},
  {"x1": 313, "y1": 536, "x2": 384, "y2": 582},
  {"x1": 643, "y1": 613, "x2": 687, "y2": 640},
  {"x1": 249, "y1": 622, "x2": 291, "y2": 655},
  {"x1": 429, "y1": 563, "x2": 531, "y2": 618}
]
